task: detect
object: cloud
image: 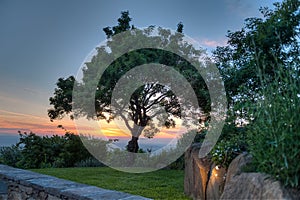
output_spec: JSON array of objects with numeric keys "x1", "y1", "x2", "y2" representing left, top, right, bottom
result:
[
  {"x1": 202, "y1": 39, "x2": 221, "y2": 47},
  {"x1": 0, "y1": 108, "x2": 186, "y2": 139},
  {"x1": 195, "y1": 38, "x2": 228, "y2": 49},
  {"x1": 0, "y1": 109, "x2": 77, "y2": 135},
  {"x1": 0, "y1": 109, "x2": 47, "y2": 120},
  {"x1": 0, "y1": 109, "x2": 127, "y2": 138}
]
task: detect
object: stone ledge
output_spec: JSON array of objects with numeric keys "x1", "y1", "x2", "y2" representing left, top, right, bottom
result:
[{"x1": 0, "y1": 164, "x2": 151, "y2": 200}]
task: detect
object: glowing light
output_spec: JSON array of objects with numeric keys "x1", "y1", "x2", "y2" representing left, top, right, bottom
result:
[{"x1": 215, "y1": 165, "x2": 220, "y2": 170}]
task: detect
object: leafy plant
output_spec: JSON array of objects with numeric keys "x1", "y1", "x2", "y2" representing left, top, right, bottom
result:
[
  {"x1": 74, "y1": 157, "x2": 106, "y2": 167},
  {"x1": 211, "y1": 0, "x2": 300, "y2": 186},
  {"x1": 247, "y1": 65, "x2": 300, "y2": 187},
  {"x1": 0, "y1": 145, "x2": 22, "y2": 167},
  {"x1": 0, "y1": 131, "x2": 108, "y2": 169},
  {"x1": 209, "y1": 122, "x2": 247, "y2": 168}
]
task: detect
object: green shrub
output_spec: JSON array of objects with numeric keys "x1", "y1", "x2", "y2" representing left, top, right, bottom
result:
[
  {"x1": 74, "y1": 157, "x2": 105, "y2": 167},
  {"x1": 211, "y1": 135, "x2": 244, "y2": 168},
  {"x1": 57, "y1": 133, "x2": 93, "y2": 167},
  {"x1": 0, "y1": 132, "x2": 108, "y2": 169},
  {"x1": 247, "y1": 66, "x2": 300, "y2": 188},
  {"x1": 210, "y1": 124, "x2": 247, "y2": 168},
  {"x1": 0, "y1": 145, "x2": 22, "y2": 167},
  {"x1": 16, "y1": 132, "x2": 49, "y2": 169}
]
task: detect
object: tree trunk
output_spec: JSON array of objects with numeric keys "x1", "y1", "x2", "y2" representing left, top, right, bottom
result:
[{"x1": 127, "y1": 136, "x2": 139, "y2": 153}]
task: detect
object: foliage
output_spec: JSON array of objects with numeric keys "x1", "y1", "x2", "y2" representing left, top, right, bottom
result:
[
  {"x1": 0, "y1": 131, "x2": 108, "y2": 169},
  {"x1": 74, "y1": 157, "x2": 106, "y2": 167},
  {"x1": 210, "y1": 125, "x2": 247, "y2": 168},
  {"x1": 48, "y1": 11, "x2": 210, "y2": 153},
  {"x1": 48, "y1": 76, "x2": 75, "y2": 121},
  {"x1": 213, "y1": 0, "x2": 299, "y2": 107},
  {"x1": 32, "y1": 167, "x2": 190, "y2": 200},
  {"x1": 246, "y1": 65, "x2": 300, "y2": 187},
  {"x1": 212, "y1": 0, "x2": 300, "y2": 187},
  {"x1": 0, "y1": 145, "x2": 22, "y2": 167}
]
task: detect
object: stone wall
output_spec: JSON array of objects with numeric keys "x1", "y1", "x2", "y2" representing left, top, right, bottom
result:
[
  {"x1": 184, "y1": 144, "x2": 226, "y2": 200},
  {"x1": 220, "y1": 153, "x2": 293, "y2": 200},
  {"x1": 184, "y1": 144, "x2": 298, "y2": 200},
  {"x1": 0, "y1": 164, "x2": 151, "y2": 200}
]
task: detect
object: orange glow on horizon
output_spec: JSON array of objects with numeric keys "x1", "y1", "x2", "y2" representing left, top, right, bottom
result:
[{"x1": 0, "y1": 109, "x2": 187, "y2": 140}]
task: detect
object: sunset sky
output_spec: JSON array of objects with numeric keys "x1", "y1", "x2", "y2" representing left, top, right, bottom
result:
[{"x1": 0, "y1": 0, "x2": 280, "y2": 145}]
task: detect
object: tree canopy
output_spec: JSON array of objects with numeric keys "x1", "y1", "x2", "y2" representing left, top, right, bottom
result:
[
  {"x1": 213, "y1": 0, "x2": 299, "y2": 107},
  {"x1": 210, "y1": 0, "x2": 300, "y2": 187},
  {"x1": 48, "y1": 11, "x2": 211, "y2": 153}
]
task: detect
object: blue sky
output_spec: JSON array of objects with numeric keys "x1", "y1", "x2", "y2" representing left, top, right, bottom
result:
[{"x1": 0, "y1": 0, "x2": 280, "y2": 143}]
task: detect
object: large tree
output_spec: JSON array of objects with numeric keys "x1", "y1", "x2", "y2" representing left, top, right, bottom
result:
[
  {"x1": 213, "y1": 0, "x2": 300, "y2": 121},
  {"x1": 48, "y1": 11, "x2": 210, "y2": 153}
]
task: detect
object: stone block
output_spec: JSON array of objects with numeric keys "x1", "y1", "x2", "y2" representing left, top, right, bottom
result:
[{"x1": 0, "y1": 164, "x2": 152, "y2": 200}]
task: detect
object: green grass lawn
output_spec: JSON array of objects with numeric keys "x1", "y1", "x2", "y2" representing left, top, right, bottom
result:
[{"x1": 32, "y1": 167, "x2": 190, "y2": 200}]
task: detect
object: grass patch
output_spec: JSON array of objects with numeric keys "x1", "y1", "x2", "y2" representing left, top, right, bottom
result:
[{"x1": 32, "y1": 167, "x2": 190, "y2": 200}]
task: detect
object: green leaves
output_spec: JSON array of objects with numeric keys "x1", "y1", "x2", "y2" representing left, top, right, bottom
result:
[
  {"x1": 103, "y1": 11, "x2": 132, "y2": 38},
  {"x1": 48, "y1": 76, "x2": 75, "y2": 121},
  {"x1": 48, "y1": 10, "x2": 211, "y2": 155},
  {"x1": 247, "y1": 67, "x2": 300, "y2": 187},
  {"x1": 211, "y1": 0, "x2": 300, "y2": 187},
  {"x1": 213, "y1": 0, "x2": 300, "y2": 107},
  {"x1": 1, "y1": 131, "x2": 107, "y2": 169}
]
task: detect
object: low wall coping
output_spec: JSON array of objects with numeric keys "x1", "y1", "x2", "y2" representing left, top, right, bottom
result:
[{"x1": 0, "y1": 164, "x2": 151, "y2": 200}]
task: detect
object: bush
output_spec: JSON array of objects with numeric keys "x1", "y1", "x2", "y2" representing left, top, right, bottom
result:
[
  {"x1": 0, "y1": 145, "x2": 22, "y2": 167},
  {"x1": 74, "y1": 157, "x2": 105, "y2": 167},
  {"x1": 0, "y1": 132, "x2": 108, "y2": 169},
  {"x1": 211, "y1": 132, "x2": 246, "y2": 168},
  {"x1": 246, "y1": 66, "x2": 300, "y2": 188},
  {"x1": 210, "y1": 124, "x2": 247, "y2": 168}
]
